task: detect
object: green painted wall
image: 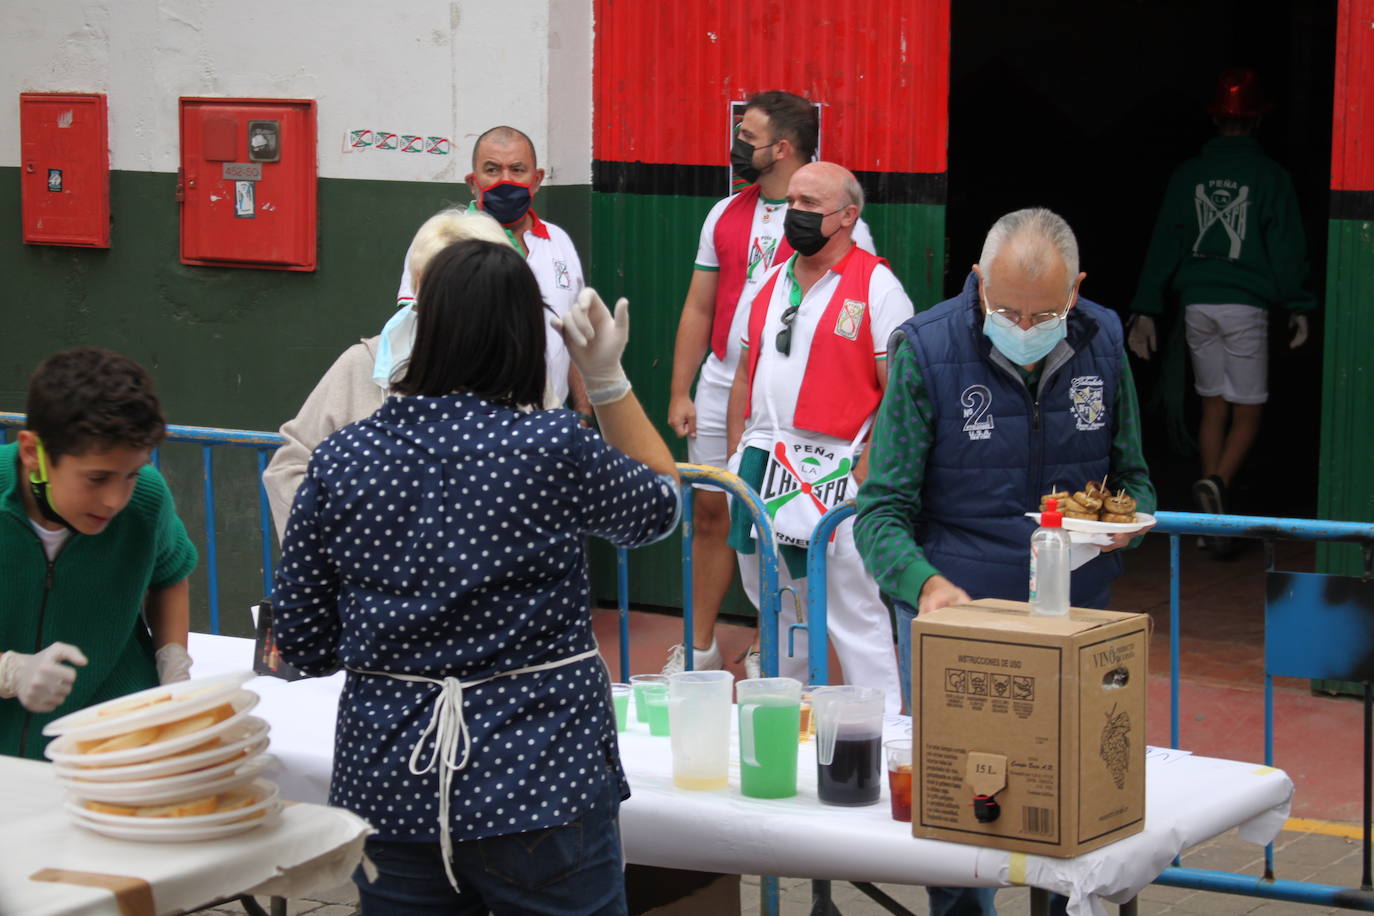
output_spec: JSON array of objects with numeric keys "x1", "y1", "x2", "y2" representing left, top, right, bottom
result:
[
  {"x1": 1, "y1": 167, "x2": 590, "y2": 636},
  {"x1": 1317, "y1": 217, "x2": 1374, "y2": 578},
  {"x1": 3, "y1": 166, "x2": 944, "y2": 631},
  {"x1": 586, "y1": 191, "x2": 947, "y2": 613}
]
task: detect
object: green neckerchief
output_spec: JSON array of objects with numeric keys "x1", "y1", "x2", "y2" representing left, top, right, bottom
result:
[{"x1": 464, "y1": 201, "x2": 526, "y2": 253}]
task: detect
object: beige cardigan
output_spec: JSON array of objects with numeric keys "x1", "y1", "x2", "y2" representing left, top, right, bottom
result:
[{"x1": 262, "y1": 337, "x2": 387, "y2": 542}]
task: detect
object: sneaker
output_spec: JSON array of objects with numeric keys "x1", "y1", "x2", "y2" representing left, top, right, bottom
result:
[
  {"x1": 1192, "y1": 475, "x2": 1225, "y2": 515},
  {"x1": 661, "y1": 639, "x2": 723, "y2": 675},
  {"x1": 661, "y1": 644, "x2": 686, "y2": 676},
  {"x1": 1191, "y1": 475, "x2": 1233, "y2": 556},
  {"x1": 744, "y1": 651, "x2": 762, "y2": 680}
]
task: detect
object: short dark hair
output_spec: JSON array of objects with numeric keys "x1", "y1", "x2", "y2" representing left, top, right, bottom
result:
[
  {"x1": 471, "y1": 126, "x2": 538, "y2": 169},
  {"x1": 394, "y1": 240, "x2": 548, "y2": 408},
  {"x1": 745, "y1": 91, "x2": 818, "y2": 162},
  {"x1": 25, "y1": 349, "x2": 166, "y2": 461}
]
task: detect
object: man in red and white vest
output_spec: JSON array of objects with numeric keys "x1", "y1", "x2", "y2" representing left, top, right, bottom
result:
[
  {"x1": 724, "y1": 161, "x2": 907, "y2": 712},
  {"x1": 664, "y1": 92, "x2": 873, "y2": 676}
]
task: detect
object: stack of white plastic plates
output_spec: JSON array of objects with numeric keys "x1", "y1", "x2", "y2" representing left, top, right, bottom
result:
[{"x1": 43, "y1": 672, "x2": 280, "y2": 841}]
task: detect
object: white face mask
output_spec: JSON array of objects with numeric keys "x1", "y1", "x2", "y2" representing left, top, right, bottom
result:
[{"x1": 372, "y1": 305, "x2": 418, "y2": 390}]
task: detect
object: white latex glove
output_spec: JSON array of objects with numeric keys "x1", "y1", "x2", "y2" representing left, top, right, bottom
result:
[
  {"x1": 551, "y1": 288, "x2": 631, "y2": 405},
  {"x1": 0, "y1": 643, "x2": 88, "y2": 713},
  {"x1": 1289, "y1": 314, "x2": 1309, "y2": 349},
  {"x1": 155, "y1": 643, "x2": 194, "y2": 684},
  {"x1": 1127, "y1": 314, "x2": 1156, "y2": 360}
]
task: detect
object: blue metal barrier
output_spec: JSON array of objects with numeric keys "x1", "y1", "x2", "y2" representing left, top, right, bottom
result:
[{"x1": 803, "y1": 500, "x2": 1374, "y2": 911}]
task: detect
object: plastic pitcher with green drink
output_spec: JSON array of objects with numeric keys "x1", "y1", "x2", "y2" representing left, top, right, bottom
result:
[{"x1": 737, "y1": 677, "x2": 802, "y2": 798}]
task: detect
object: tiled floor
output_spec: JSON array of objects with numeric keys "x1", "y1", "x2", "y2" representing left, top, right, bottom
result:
[{"x1": 210, "y1": 533, "x2": 1374, "y2": 914}]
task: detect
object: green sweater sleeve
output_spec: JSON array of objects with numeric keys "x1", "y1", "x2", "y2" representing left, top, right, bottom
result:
[
  {"x1": 1263, "y1": 167, "x2": 1317, "y2": 313},
  {"x1": 854, "y1": 340, "x2": 941, "y2": 608},
  {"x1": 1129, "y1": 169, "x2": 1191, "y2": 317},
  {"x1": 145, "y1": 467, "x2": 198, "y2": 590},
  {"x1": 1109, "y1": 354, "x2": 1157, "y2": 547}
]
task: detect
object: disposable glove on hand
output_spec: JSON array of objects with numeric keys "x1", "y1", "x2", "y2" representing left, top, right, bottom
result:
[
  {"x1": 0, "y1": 643, "x2": 88, "y2": 713},
  {"x1": 1289, "y1": 314, "x2": 1309, "y2": 349},
  {"x1": 156, "y1": 644, "x2": 194, "y2": 684},
  {"x1": 1127, "y1": 314, "x2": 1157, "y2": 360},
  {"x1": 552, "y1": 288, "x2": 631, "y2": 405}
]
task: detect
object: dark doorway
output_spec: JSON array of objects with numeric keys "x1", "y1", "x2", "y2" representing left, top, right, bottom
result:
[{"x1": 945, "y1": 1, "x2": 1336, "y2": 519}]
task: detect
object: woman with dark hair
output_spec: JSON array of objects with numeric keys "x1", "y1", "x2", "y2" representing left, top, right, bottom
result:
[{"x1": 273, "y1": 239, "x2": 679, "y2": 915}]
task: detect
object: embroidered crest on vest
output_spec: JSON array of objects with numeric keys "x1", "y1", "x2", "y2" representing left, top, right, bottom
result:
[
  {"x1": 961, "y1": 384, "x2": 994, "y2": 440},
  {"x1": 554, "y1": 259, "x2": 571, "y2": 289},
  {"x1": 835, "y1": 299, "x2": 866, "y2": 340},
  {"x1": 1070, "y1": 375, "x2": 1106, "y2": 430}
]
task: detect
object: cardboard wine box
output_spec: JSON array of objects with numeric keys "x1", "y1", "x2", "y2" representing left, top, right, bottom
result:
[{"x1": 911, "y1": 599, "x2": 1147, "y2": 856}]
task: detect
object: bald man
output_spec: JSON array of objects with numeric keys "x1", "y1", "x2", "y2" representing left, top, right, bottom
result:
[
  {"x1": 725, "y1": 161, "x2": 909, "y2": 712},
  {"x1": 394, "y1": 126, "x2": 590, "y2": 414}
]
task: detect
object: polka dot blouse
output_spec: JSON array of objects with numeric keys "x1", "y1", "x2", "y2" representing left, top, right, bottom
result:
[{"x1": 272, "y1": 394, "x2": 680, "y2": 843}]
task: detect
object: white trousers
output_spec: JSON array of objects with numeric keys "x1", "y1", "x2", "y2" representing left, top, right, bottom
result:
[{"x1": 737, "y1": 517, "x2": 902, "y2": 715}]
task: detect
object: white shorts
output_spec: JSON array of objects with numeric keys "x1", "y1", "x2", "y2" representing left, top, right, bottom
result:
[
  {"x1": 1184, "y1": 304, "x2": 1269, "y2": 405},
  {"x1": 686, "y1": 376, "x2": 731, "y2": 487}
]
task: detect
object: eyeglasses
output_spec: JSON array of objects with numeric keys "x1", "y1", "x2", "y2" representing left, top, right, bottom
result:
[
  {"x1": 981, "y1": 289, "x2": 1075, "y2": 332},
  {"x1": 775, "y1": 303, "x2": 800, "y2": 355}
]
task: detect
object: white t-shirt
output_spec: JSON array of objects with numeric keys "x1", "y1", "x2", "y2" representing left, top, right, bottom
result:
[
  {"x1": 29, "y1": 519, "x2": 70, "y2": 562},
  {"x1": 693, "y1": 195, "x2": 876, "y2": 390},
  {"x1": 740, "y1": 253, "x2": 913, "y2": 453},
  {"x1": 395, "y1": 214, "x2": 584, "y2": 407}
]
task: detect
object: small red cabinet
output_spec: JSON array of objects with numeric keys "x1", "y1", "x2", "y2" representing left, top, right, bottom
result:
[
  {"x1": 20, "y1": 93, "x2": 110, "y2": 248},
  {"x1": 179, "y1": 97, "x2": 316, "y2": 270}
]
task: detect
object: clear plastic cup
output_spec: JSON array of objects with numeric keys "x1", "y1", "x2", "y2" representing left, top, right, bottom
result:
[
  {"x1": 629, "y1": 674, "x2": 667, "y2": 725},
  {"x1": 610, "y1": 683, "x2": 631, "y2": 733},
  {"x1": 885, "y1": 738, "x2": 913, "y2": 822}
]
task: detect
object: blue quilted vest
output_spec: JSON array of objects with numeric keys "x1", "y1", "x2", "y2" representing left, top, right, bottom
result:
[{"x1": 897, "y1": 272, "x2": 1125, "y2": 607}]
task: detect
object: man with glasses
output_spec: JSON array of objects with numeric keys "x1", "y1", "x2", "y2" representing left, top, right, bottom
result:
[
  {"x1": 723, "y1": 161, "x2": 909, "y2": 712},
  {"x1": 854, "y1": 207, "x2": 1154, "y2": 915},
  {"x1": 663, "y1": 91, "x2": 874, "y2": 677}
]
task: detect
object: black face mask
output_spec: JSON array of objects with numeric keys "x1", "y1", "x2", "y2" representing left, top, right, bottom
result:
[
  {"x1": 783, "y1": 207, "x2": 844, "y2": 257},
  {"x1": 730, "y1": 136, "x2": 775, "y2": 183}
]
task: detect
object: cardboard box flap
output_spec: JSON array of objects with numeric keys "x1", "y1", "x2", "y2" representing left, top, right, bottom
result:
[{"x1": 921, "y1": 599, "x2": 1133, "y2": 636}]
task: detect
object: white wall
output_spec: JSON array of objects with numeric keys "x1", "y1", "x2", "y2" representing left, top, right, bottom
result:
[{"x1": 2, "y1": 0, "x2": 592, "y2": 185}]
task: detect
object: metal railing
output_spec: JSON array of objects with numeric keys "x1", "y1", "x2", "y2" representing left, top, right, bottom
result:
[{"x1": 804, "y1": 500, "x2": 1374, "y2": 912}]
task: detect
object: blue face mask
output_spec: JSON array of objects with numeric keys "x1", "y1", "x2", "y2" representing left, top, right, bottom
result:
[
  {"x1": 373, "y1": 304, "x2": 418, "y2": 389},
  {"x1": 983, "y1": 313, "x2": 1066, "y2": 366}
]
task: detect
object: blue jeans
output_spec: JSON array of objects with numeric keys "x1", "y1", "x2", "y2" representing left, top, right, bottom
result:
[
  {"x1": 354, "y1": 777, "x2": 626, "y2": 915},
  {"x1": 929, "y1": 886, "x2": 999, "y2": 914}
]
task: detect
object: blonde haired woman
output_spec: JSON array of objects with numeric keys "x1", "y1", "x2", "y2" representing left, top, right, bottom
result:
[{"x1": 263, "y1": 210, "x2": 510, "y2": 538}]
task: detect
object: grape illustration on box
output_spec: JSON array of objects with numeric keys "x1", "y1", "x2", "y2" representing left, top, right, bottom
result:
[{"x1": 1100, "y1": 703, "x2": 1131, "y2": 789}]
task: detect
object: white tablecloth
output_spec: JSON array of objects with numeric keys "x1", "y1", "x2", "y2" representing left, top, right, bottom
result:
[
  {"x1": 188, "y1": 632, "x2": 1293, "y2": 916},
  {"x1": 0, "y1": 754, "x2": 371, "y2": 916}
]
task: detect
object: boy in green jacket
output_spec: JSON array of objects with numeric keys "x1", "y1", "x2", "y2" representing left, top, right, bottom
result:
[
  {"x1": 0, "y1": 349, "x2": 197, "y2": 759},
  {"x1": 1128, "y1": 69, "x2": 1315, "y2": 556}
]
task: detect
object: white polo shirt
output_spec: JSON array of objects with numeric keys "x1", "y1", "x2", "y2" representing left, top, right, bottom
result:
[
  {"x1": 395, "y1": 209, "x2": 584, "y2": 407},
  {"x1": 693, "y1": 195, "x2": 875, "y2": 390}
]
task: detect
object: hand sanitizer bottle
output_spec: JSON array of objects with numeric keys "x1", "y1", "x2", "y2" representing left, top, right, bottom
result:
[{"x1": 1029, "y1": 505, "x2": 1070, "y2": 616}]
